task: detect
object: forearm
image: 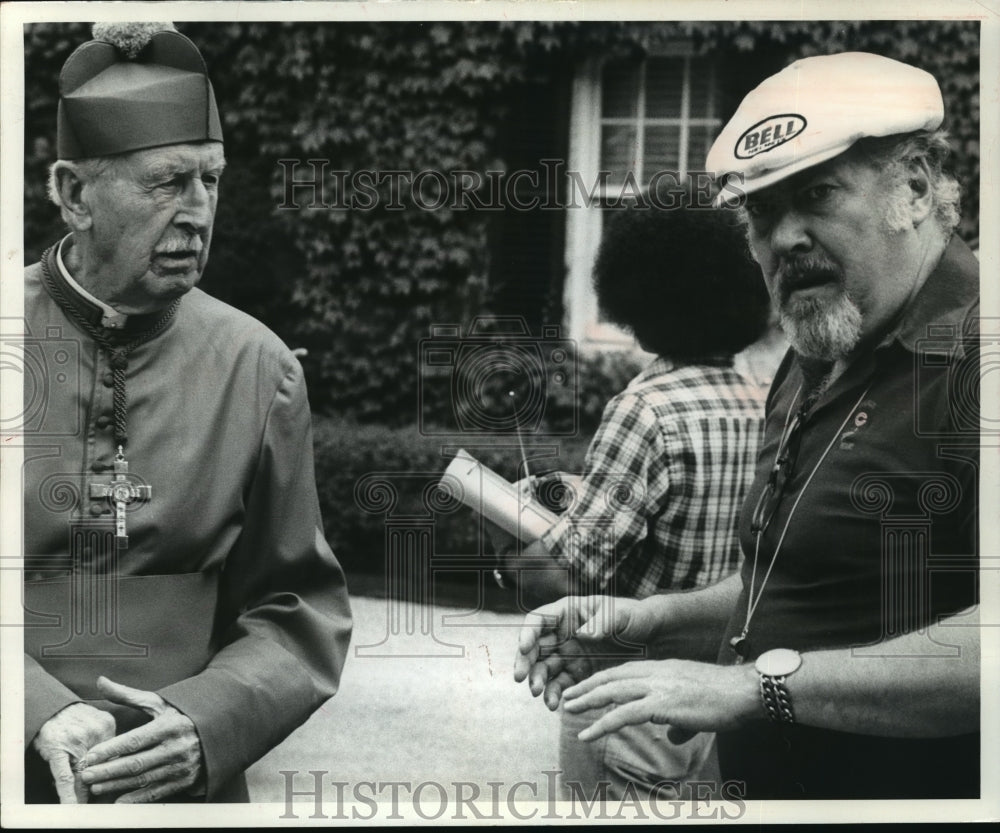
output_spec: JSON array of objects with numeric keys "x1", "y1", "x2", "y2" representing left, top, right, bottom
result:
[
  {"x1": 642, "y1": 571, "x2": 744, "y2": 660},
  {"x1": 564, "y1": 609, "x2": 981, "y2": 749},
  {"x1": 786, "y1": 609, "x2": 980, "y2": 737},
  {"x1": 511, "y1": 556, "x2": 744, "y2": 659}
]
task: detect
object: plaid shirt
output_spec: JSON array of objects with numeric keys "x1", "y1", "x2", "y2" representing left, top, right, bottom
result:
[{"x1": 540, "y1": 357, "x2": 768, "y2": 598}]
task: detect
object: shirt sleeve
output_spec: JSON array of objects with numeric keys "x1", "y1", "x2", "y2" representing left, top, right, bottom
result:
[
  {"x1": 540, "y1": 390, "x2": 673, "y2": 591},
  {"x1": 156, "y1": 358, "x2": 353, "y2": 800},
  {"x1": 23, "y1": 655, "x2": 82, "y2": 744}
]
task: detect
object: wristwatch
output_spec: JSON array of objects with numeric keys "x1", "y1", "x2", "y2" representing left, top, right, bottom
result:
[{"x1": 755, "y1": 648, "x2": 802, "y2": 723}]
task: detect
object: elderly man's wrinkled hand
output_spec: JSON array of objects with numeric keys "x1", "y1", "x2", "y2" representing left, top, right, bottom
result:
[
  {"x1": 513, "y1": 595, "x2": 654, "y2": 710},
  {"x1": 33, "y1": 702, "x2": 116, "y2": 803},
  {"x1": 77, "y1": 676, "x2": 204, "y2": 803},
  {"x1": 562, "y1": 659, "x2": 759, "y2": 744}
]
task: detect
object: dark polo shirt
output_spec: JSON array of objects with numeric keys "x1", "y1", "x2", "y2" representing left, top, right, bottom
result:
[{"x1": 717, "y1": 236, "x2": 980, "y2": 799}]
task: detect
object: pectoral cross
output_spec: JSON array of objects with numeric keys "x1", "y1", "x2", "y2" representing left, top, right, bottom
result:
[{"x1": 89, "y1": 447, "x2": 151, "y2": 549}]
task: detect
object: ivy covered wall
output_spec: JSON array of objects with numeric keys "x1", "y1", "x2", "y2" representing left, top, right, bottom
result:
[{"x1": 24, "y1": 20, "x2": 980, "y2": 425}]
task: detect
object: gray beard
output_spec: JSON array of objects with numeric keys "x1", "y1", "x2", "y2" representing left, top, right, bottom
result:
[{"x1": 779, "y1": 291, "x2": 863, "y2": 361}]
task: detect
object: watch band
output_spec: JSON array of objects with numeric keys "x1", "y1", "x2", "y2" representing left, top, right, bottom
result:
[
  {"x1": 759, "y1": 674, "x2": 795, "y2": 723},
  {"x1": 755, "y1": 648, "x2": 802, "y2": 724}
]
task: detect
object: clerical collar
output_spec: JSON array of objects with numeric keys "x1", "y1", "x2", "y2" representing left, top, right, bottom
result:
[{"x1": 55, "y1": 235, "x2": 129, "y2": 330}]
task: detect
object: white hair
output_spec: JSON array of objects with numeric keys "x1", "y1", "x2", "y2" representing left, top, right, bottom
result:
[
  {"x1": 46, "y1": 157, "x2": 119, "y2": 207},
  {"x1": 850, "y1": 129, "x2": 962, "y2": 237}
]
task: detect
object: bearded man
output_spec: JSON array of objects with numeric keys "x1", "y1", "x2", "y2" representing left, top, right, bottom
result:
[
  {"x1": 514, "y1": 52, "x2": 980, "y2": 799},
  {"x1": 22, "y1": 23, "x2": 352, "y2": 804}
]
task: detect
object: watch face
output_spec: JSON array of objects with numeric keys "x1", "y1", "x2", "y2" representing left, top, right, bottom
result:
[{"x1": 756, "y1": 648, "x2": 802, "y2": 677}]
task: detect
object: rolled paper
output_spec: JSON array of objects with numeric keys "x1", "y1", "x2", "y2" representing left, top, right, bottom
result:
[{"x1": 441, "y1": 449, "x2": 560, "y2": 542}]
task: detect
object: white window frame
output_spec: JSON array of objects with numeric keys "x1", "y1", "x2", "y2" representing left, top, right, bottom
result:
[{"x1": 563, "y1": 46, "x2": 721, "y2": 351}]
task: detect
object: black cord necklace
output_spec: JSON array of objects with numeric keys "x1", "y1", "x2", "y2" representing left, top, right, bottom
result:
[
  {"x1": 40, "y1": 245, "x2": 180, "y2": 548},
  {"x1": 730, "y1": 382, "x2": 872, "y2": 663}
]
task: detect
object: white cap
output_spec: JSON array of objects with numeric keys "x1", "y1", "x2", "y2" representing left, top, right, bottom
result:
[{"x1": 707, "y1": 52, "x2": 943, "y2": 202}]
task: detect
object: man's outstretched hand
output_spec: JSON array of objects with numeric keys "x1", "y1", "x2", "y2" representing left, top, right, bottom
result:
[
  {"x1": 513, "y1": 595, "x2": 660, "y2": 710},
  {"x1": 76, "y1": 676, "x2": 204, "y2": 803},
  {"x1": 562, "y1": 659, "x2": 759, "y2": 744}
]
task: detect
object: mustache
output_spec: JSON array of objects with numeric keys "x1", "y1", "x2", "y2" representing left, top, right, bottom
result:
[
  {"x1": 154, "y1": 237, "x2": 204, "y2": 256},
  {"x1": 775, "y1": 256, "x2": 842, "y2": 302}
]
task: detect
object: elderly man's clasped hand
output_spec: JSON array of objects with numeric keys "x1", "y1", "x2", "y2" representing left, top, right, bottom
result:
[{"x1": 33, "y1": 676, "x2": 204, "y2": 803}]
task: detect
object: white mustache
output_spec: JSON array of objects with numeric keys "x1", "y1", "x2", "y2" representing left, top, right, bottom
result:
[{"x1": 155, "y1": 239, "x2": 204, "y2": 255}]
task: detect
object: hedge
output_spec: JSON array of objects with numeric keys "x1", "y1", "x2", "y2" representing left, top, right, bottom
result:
[{"x1": 311, "y1": 413, "x2": 591, "y2": 605}]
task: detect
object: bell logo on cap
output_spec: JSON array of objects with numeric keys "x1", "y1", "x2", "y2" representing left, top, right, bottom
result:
[
  {"x1": 735, "y1": 114, "x2": 807, "y2": 159},
  {"x1": 707, "y1": 52, "x2": 945, "y2": 203}
]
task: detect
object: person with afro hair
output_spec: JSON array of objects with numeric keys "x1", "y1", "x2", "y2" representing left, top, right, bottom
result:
[
  {"x1": 595, "y1": 204, "x2": 772, "y2": 363},
  {"x1": 495, "y1": 198, "x2": 780, "y2": 801}
]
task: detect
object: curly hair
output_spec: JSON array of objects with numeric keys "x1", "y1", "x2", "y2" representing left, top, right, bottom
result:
[
  {"x1": 849, "y1": 129, "x2": 962, "y2": 236},
  {"x1": 593, "y1": 203, "x2": 770, "y2": 361}
]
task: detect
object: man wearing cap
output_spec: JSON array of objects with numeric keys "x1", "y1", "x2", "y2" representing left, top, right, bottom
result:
[
  {"x1": 22, "y1": 23, "x2": 352, "y2": 803},
  {"x1": 514, "y1": 52, "x2": 979, "y2": 799}
]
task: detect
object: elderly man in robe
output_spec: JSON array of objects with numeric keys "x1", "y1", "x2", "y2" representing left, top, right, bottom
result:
[{"x1": 23, "y1": 23, "x2": 352, "y2": 803}]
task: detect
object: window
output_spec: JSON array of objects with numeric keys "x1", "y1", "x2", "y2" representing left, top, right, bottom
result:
[
  {"x1": 601, "y1": 56, "x2": 721, "y2": 189},
  {"x1": 564, "y1": 49, "x2": 723, "y2": 348}
]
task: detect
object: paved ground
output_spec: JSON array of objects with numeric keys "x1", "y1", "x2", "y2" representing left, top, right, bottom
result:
[{"x1": 246, "y1": 595, "x2": 561, "y2": 804}]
